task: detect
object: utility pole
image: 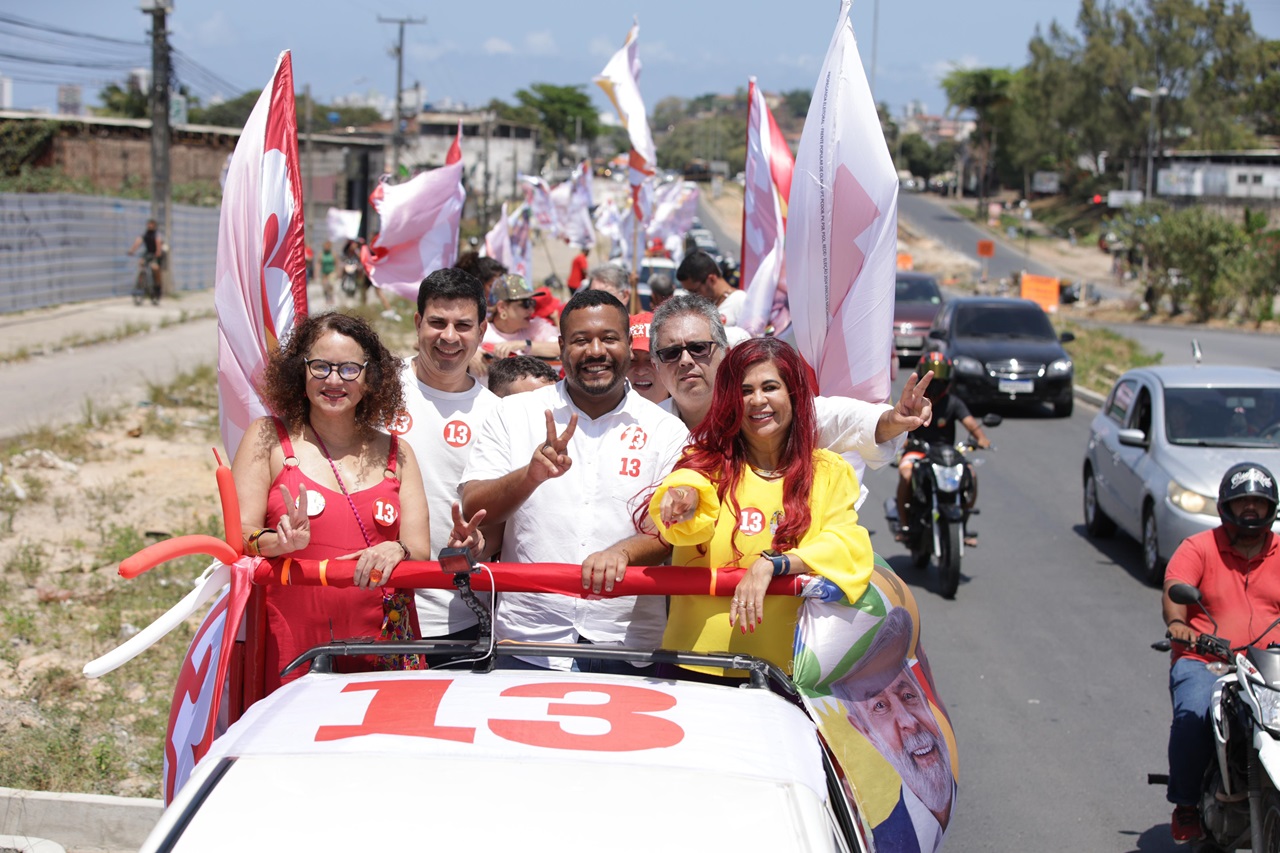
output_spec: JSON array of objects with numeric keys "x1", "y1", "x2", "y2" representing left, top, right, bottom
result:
[
  {"x1": 143, "y1": 1, "x2": 172, "y2": 277},
  {"x1": 378, "y1": 15, "x2": 425, "y2": 181},
  {"x1": 304, "y1": 83, "x2": 315, "y2": 259}
]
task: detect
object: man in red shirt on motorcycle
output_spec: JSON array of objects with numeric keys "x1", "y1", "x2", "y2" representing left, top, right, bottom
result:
[{"x1": 1163, "y1": 462, "x2": 1280, "y2": 842}]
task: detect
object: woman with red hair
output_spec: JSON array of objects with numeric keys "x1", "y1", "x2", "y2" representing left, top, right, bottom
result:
[{"x1": 649, "y1": 337, "x2": 874, "y2": 680}]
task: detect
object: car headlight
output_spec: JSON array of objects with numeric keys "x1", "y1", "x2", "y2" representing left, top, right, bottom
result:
[
  {"x1": 952, "y1": 355, "x2": 983, "y2": 375},
  {"x1": 932, "y1": 463, "x2": 964, "y2": 492},
  {"x1": 1257, "y1": 683, "x2": 1280, "y2": 733},
  {"x1": 1047, "y1": 358, "x2": 1073, "y2": 377},
  {"x1": 1167, "y1": 481, "x2": 1218, "y2": 517}
]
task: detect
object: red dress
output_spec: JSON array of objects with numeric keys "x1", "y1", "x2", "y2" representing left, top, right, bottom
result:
[{"x1": 261, "y1": 420, "x2": 417, "y2": 691}]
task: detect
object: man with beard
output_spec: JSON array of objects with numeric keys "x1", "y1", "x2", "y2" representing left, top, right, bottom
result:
[
  {"x1": 1163, "y1": 462, "x2": 1280, "y2": 843},
  {"x1": 833, "y1": 607, "x2": 954, "y2": 853},
  {"x1": 461, "y1": 289, "x2": 688, "y2": 672}
]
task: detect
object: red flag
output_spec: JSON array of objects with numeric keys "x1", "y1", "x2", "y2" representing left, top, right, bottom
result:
[
  {"x1": 362, "y1": 122, "x2": 466, "y2": 301},
  {"x1": 740, "y1": 77, "x2": 795, "y2": 336},
  {"x1": 214, "y1": 51, "x2": 308, "y2": 460},
  {"x1": 785, "y1": 1, "x2": 898, "y2": 404},
  {"x1": 594, "y1": 19, "x2": 656, "y2": 222}
]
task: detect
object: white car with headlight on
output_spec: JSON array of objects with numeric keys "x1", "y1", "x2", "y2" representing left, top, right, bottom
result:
[{"x1": 1082, "y1": 365, "x2": 1280, "y2": 585}]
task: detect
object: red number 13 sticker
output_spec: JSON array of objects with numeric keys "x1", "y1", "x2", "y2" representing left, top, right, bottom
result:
[
  {"x1": 373, "y1": 498, "x2": 399, "y2": 527},
  {"x1": 739, "y1": 507, "x2": 765, "y2": 536}
]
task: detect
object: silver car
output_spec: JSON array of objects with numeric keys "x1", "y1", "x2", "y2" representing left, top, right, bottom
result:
[{"x1": 1082, "y1": 365, "x2": 1280, "y2": 585}]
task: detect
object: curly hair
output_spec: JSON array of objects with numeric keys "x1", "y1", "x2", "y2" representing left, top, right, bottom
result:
[
  {"x1": 259, "y1": 312, "x2": 405, "y2": 433},
  {"x1": 676, "y1": 337, "x2": 818, "y2": 558}
]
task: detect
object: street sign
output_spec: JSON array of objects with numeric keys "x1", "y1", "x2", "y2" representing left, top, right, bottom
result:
[
  {"x1": 1021, "y1": 273, "x2": 1060, "y2": 313},
  {"x1": 977, "y1": 240, "x2": 995, "y2": 258}
]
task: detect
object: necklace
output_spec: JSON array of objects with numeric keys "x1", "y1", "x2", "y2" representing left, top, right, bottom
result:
[
  {"x1": 750, "y1": 464, "x2": 784, "y2": 480},
  {"x1": 309, "y1": 425, "x2": 374, "y2": 548}
]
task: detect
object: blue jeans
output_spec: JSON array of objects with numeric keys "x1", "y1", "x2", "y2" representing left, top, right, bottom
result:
[{"x1": 1168, "y1": 658, "x2": 1222, "y2": 805}]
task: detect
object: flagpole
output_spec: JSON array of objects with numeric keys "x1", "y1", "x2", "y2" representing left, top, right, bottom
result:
[{"x1": 630, "y1": 210, "x2": 642, "y2": 313}]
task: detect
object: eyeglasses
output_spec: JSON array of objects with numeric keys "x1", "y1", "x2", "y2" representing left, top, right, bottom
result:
[
  {"x1": 653, "y1": 340, "x2": 718, "y2": 364},
  {"x1": 506, "y1": 298, "x2": 536, "y2": 310},
  {"x1": 304, "y1": 358, "x2": 367, "y2": 381}
]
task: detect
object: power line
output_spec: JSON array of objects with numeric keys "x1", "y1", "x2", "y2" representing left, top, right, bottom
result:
[
  {"x1": 0, "y1": 12, "x2": 146, "y2": 47},
  {"x1": 0, "y1": 49, "x2": 142, "y2": 70},
  {"x1": 170, "y1": 46, "x2": 243, "y2": 96}
]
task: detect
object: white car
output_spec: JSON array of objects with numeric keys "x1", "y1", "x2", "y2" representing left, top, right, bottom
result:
[{"x1": 140, "y1": 645, "x2": 870, "y2": 852}]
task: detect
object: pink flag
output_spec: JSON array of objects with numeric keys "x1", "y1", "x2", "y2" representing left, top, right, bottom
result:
[
  {"x1": 483, "y1": 201, "x2": 514, "y2": 271},
  {"x1": 594, "y1": 19, "x2": 656, "y2": 221},
  {"x1": 785, "y1": 1, "x2": 898, "y2": 404},
  {"x1": 551, "y1": 161, "x2": 595, "y2": 250},
  {"x1": 362, "y1": 122, "x2": 465, "y2": 301},
  {"x1": 740, "y1": 77, "x2": 795, "y2": 336},
  {"x1": 214, "y1": 50, "x2": 308, "y2": 461},
  {"x1": 507, "y1": 204, "x2": 532, "y2": 278},
  {"x1": 647, "y1": 180, "x2": 699, "y2": 260},
  {"x1": 520, "y1": 174, "x2": 561, "y2": 238}
]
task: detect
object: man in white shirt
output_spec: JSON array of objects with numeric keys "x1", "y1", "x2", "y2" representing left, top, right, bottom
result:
[
  {"x1": 649, "y1": 294, "x2": 932, "y2": 506},
  {"x1": 461, "y1": 289, "x2": 689, "y2": 672},
  {"x1": 395, "y1": 267, "x2": 500, "y2": 640},
  {"x1": 675, "y1": 250, "x2": 747, "y2": 329}
]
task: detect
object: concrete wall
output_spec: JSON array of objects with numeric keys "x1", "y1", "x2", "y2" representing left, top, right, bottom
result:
[{"x1": 0, "y1": 787, "x2": 161, "y2": 853}]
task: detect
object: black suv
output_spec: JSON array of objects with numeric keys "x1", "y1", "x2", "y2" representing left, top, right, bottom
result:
[{"x1": 926, "y1": 297, "x2": 1076, "y2": 417}]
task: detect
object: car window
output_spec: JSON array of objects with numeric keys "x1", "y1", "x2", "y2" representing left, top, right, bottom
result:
[
  {"x1": 895, "y1": 277, "x2": 941, "y2": 304},
  {"x1": 952, "y1": 304, "x2": 1055, "y2": 339},
  {"x1": 1165, "y1": 386, "x2": 1280, "y2": 446},
  {"x1": 1130, "y1": 387, "x2": 1152, "y2": 435},
  {"x1": 1107, "y1": 380, "x2": 1137, "y2": 424}
]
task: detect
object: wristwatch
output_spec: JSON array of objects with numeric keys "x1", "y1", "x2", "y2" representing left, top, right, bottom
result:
[{"x1": 762, "y1": 549, "x2": 790, "y2": 577}]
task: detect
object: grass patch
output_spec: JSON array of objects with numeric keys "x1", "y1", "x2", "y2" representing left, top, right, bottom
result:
[{"x1": 1058, "y1": 319, "x2": 1163, "y2": 395}]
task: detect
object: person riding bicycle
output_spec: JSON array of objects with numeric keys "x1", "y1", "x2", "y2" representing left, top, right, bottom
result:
[
  {"x1": 894, "y1": 352, "x2": 989, "y2": 542},
  {"x1": 127, "y1": 219, "x2": 165, "y2": 298},
  {"x1": 1162, "y1": 462, "x2": 1280, "y2": 843}
]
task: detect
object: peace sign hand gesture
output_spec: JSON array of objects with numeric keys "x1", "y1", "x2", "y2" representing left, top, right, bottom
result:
[
  {"x1": 275, "y1": 483, "x2": 311, "y2": 554},
  {"x1": 528, "y1": 409, "x2": 578, "y2": 486}
]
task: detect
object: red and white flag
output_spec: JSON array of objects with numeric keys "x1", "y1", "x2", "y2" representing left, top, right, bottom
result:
[
  {"x1": 594, "y1": 19, "x2": 656, "y2": 221},
  {"x1": 520, "y1": 174, "x2": 561, "y2": 238},
  {"x1": 214, "y1": 50, "x2": 308, "y2": 461},
  {"x1": 483, "y1": 201, "x2": 514, "y2": 271},
  {"x1": 362, "y1": 122, "x2": 465, "y2": 301},
  {"x1": 507, "y1": 204, "x2": 532, "y2": 278},
  {"x1": 647, "y1": 179, "x2": 699, "y2": 263},
  {"x1": 786, "y1": 0, "x2": 898, "y2": 404},
  {"x1": 740, "y1": 77, "x2": 795, "y2": 336}
]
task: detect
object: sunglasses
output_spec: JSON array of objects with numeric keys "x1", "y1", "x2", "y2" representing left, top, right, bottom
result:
[
  {"x1": 653, "y1": 340, "x2": 718, "y2": 364},
  {"x1": 506, "y1": 298, "x2": 536, "y2": 310},
  {"x1": 304, "y1": 358, "x2": 367, "y2": 381}
]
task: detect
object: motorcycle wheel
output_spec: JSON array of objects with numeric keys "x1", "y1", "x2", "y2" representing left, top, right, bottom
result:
[
  {"x1": 938, "y1": 519, "x2": 961, "y2": 599},
  {"x1": 909, "y1": 521, "x2": 930, "y2": 569},
  {"x1": 1262, "y1": 785, "x2": 1280, "y2": 853}
]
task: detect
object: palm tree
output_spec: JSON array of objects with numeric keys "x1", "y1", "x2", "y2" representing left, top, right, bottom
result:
[{"x1": 942, "y1": 68, "x2": 1013, "y2": 214}]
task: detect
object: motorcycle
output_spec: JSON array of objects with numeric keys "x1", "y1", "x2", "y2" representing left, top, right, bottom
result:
[
  {"x1": 883, "y1": 413, "x2": 1000, "y2": 599},
  {"x1": 1152, "y1": 583, "x2": 1280, "y2": 852}
]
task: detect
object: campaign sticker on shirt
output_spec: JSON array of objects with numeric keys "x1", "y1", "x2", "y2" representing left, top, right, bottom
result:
[
  {"x1": 619, "y1": 425, "x2": 648, "y2": 451},
  {"x1": 297, "y1": 490, "x2": 326, "y2": 517},
  {"x1": 387, "y1": 411, "x2": 412, "y2": 435},
  {"x1": 443, "y1": 420, "x2": 472, "y2": 448},
  {"x1": 769, "y1": 510, "x2": 785, "y2": 535},
  {"x1": 739, "y1": 507, "x2": 766, "y2": 536},
  {"x1": 373, "y1": 498, "x2": 399, "y2": 527}
]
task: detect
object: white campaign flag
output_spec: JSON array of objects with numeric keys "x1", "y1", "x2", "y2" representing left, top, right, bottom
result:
[
  {"x1": 594, "y1": 19, "x2": 656, "y2": 221},
  {"x1": 214, "y1": 50, "x2": 308, "y2": 461},
  {"x1": 740, "y1": 76, "x2": 795, "y2": 337},
  {"x1": 785, "y1": 0, "x2": 898, "y2": 405},
  {"x1": 325, "y1": 207, "x2": 361, "y2": 244},
  {"x1": 482, "y1": 202, "x2": 513, "y2": 271}
]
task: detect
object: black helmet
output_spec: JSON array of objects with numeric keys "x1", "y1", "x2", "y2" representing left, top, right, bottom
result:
[
  {"x1": 917, "y1": 351, "x2": 952, "y2": 400},
  {"x1": 1217, "y1": 462, "x2": 1279, "y2": 532}
]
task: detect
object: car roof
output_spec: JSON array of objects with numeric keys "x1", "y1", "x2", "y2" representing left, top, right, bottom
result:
[
  {"x1": 947, "y1": 296, "x2": 1041, "y2": 310},
  {"x1": 146, "y1": 669, "x2": 836, "y2": 852},
  {"x1": 1121, "y1": 365, "x2": 1280, "y2": 389},
  {"x1": 895, "y1": 271, "x2": 939, "y2": 283}
]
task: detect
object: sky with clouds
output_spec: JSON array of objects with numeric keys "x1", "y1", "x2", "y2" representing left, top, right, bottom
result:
[{"x1": 5, "y1": 0, "x2": 1279, "y2": 121}]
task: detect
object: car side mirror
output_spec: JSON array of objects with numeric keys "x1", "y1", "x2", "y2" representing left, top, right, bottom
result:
[
  {"x1": 928, "y1": 329, "x2": 945, "y2": 340},
  {"x1": 1117, "y1": 428, "x2": 1148, "y2": 448},
  {"x1": 981, "y1": 413, "x2": 1003, "y2": 427},
  {"x1": 1059, "y1": 331, "x2": 1076, "y2": 343}
]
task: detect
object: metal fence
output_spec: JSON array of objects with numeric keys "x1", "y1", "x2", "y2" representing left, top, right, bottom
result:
[{"x1": 0, "y1": 193, "x2": 220, "y2": 313}]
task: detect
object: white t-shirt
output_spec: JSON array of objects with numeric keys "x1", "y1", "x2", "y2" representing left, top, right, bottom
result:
[
  {"x1": 483, "y1": 316, "x2": 557, "y2": 346},
  {"x1": 461, "y1": 381, "x2": 689, "y2": 669},
  {"x1": 660, "y1": 394, "x2": 899, "y2": 509},
  {"x1": 396, "y1": 359, "x2": 500, "y2": 637},
  {"x1": 716, "y1": 288, "x2": 747, "y2": 327}
]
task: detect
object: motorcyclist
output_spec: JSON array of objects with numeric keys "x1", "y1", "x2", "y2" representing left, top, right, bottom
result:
[
  {"x1": 1162, "y1": 462, "x2": 1280, "y2": 843},
  {"x1": 126, "y1": 218, "x2": 164, "y2": 297},
  {"x1": 894, "y1": 352, "x2": 989, "y2": 542}
]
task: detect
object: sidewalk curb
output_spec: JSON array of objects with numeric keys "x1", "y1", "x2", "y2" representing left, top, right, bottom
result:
[
  {"x1": 0, "y1": 787, "x2": 161, "y2": 853},
  {"x1": 1074, "y1": 385, "x2": 1107, "y2": 409}
]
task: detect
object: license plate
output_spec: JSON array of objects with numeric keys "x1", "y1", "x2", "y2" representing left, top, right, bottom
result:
[
  {"x1": 998, "y1": 379, "x2": 1034, "y2": 394},
  {"x1": 896, "y1": 335, "x2": 924, "y2": 348}
]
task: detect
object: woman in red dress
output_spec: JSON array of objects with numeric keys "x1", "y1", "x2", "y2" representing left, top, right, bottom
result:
[{"x1": 231, "y1": 313, "x2": 431, "y2": 692}]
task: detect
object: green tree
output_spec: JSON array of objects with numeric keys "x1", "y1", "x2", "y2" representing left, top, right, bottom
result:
[
  {"x1": 781, "y1": 88, "x2": 811, "y2": 120},
  {"x1": 95, "y1": 82, "x2": 148, "y2": 119},
  {"x1": 189, "y1": 91, "x2": 261, "y2": 128},
  {"x1": 941, "y1": 66, "x2": 1014, "y2": 212},
  {"x1": 512, "y1": 83, "x2": 599, "y2": 162},
  {"x1": 1142, "y1": 205, "x2": 1246, "y2": 321}
]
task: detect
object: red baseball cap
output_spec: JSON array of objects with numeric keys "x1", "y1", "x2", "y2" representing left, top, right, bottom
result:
[
  {"x1": 629, "y1": 311, "x2": 654, "y2": 352},
  {"x1": 530, "y1": 287, "x2": 561, "y2": 320}
]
